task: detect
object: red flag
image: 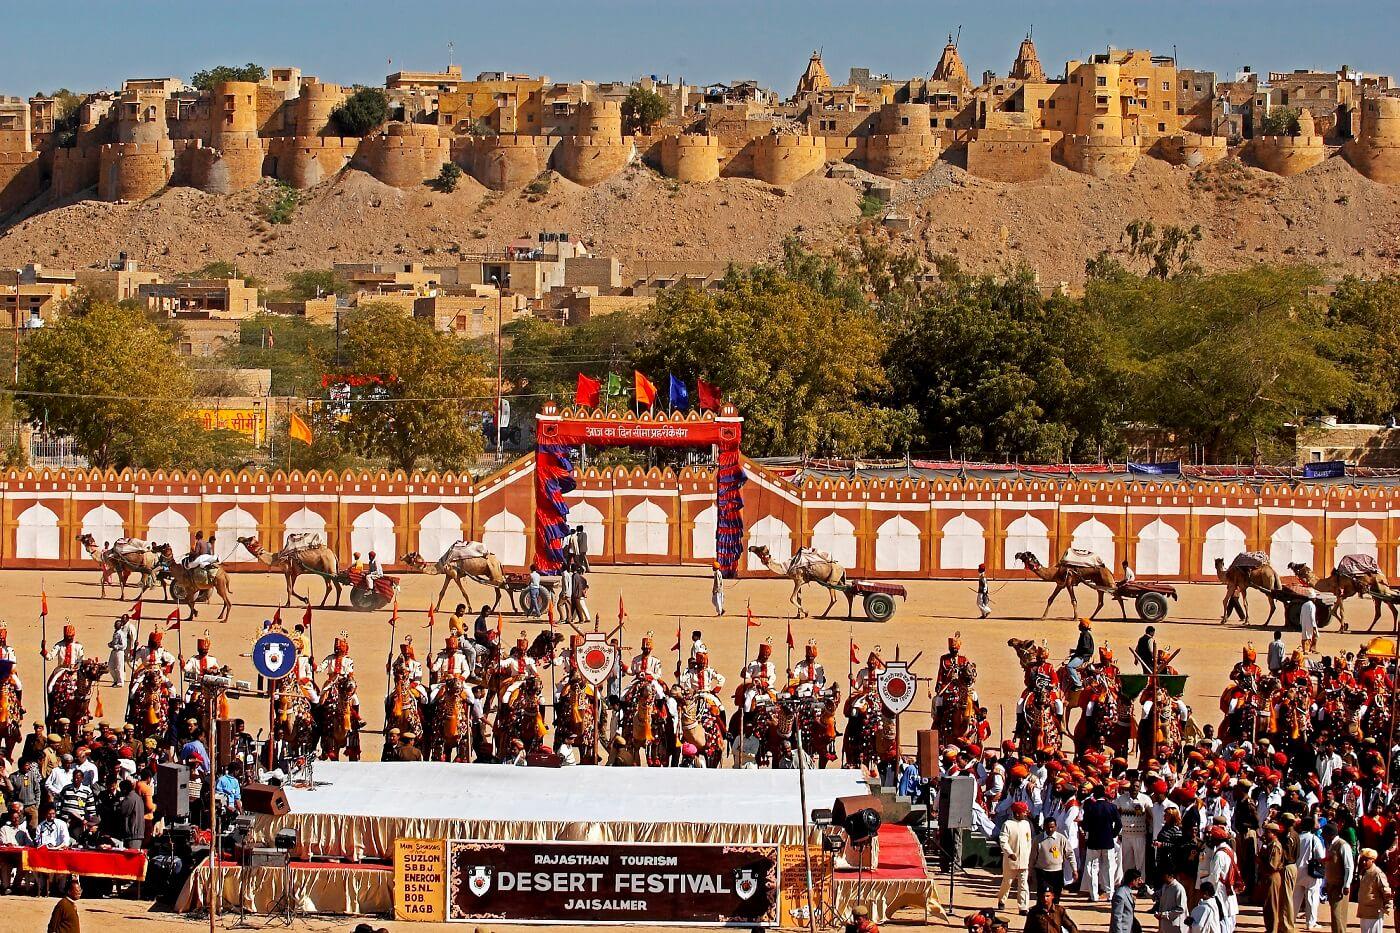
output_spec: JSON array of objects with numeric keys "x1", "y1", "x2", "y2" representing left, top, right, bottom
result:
[
  {"x1": 575, "y1": 373, "x2": 601, "y2": 408},
  {"x1": 426, "y1": 605, "x2": 436, "y2": 628},
  {"x1": 495, "y1": 612, "x2": 503, "y2": 640},
  {"x1": 618, "y1": 593, "x2": 626, "y2": 625},
  {"x1": 671, "y1": 618, "x2": 682, "y2": 652},
  {"x1": 130, "y1": 599, "x2": 142, "y2": 622},
  {"x1": 747, "y1": 607, "x2": 759, "y2": 628},
  {"x1": 302, "y1": 605, "x2": 313, "y2": 628},
  {"x1": 40, "y1": 591, "x2": 48, "y2": 618},
  {"x1": 786, "y1": 620, "x2": 795, "y2": 650},
  {"x1": 390, "y1": 601, "x2": 399, "y2": 625},
  {"x1": 633, "y1": 371, "x2": 657, "y2": 407},
  {"x1": 547, "y1": 600, "x2": 556, "y2": 628},
  {"x1": 166, "y1": 609, "x2": 181, "y2": 631},
  {"x1": 272, "y1": 608, "x2": 282, "y2": 628},
  {"x1": 850, "y1": 640, "x2": 860, "y2": 664},
  {"x1": 697, "y1": 377, "x2": 722, "y2": 410}
]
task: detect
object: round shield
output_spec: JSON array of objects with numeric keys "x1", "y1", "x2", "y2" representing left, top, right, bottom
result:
[{"x1": 252, "y1": 632, "x2": 297, "y2": 681}]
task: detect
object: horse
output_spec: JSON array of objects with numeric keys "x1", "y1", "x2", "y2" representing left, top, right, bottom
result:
[
  {"x1": 677, "y1": 688, "x2": 726, "y2": 768},
  {"x1": 384, "y1": 670, "x2": 424, "y2": 745},
  {"x1": 426, "y1": 677, "x2": 474, "y2": 762},
  {"x1": 1072, "y1": 669, "x2": 1135, "y2": 756},
  {"x1": 318, "y1": 674, "x2": 361, "y2": 761},
  {"x1": 619, "y1": 678, "x2": 671, "y2": 766},
  {"x1": 787, "y1": 684, "x2": 840, "y2": 768},
  {"x1": 0, "y1": 676, "x2": 22, "y2": 760},
  {"x1": 1017, "y1": 685, "x2": 1063, "y2": 757},
  {"x1": 555, "y1": 672, "x2": 600, "y2": 764},
  {"x1": 125, "y1": 664, "x2": 173, "y2": 744},
  {"x1": 496, "y1": 674, "x2": 547, "y2": 758},
  {"x1": 270, "y1": 678, "x2": 317, "y2": 763},
  {"x1": 46, "y1": 659, "x2": 109, "y2": 739}
]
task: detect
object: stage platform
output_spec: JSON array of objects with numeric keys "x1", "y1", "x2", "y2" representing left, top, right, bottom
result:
[
  {"x1": 177, "y1": 857, "x2": 391, "y2": 915},
  {"x1": 249, "y1": 761, "x2": 870, "y2": 862},
  {"x1": 833, "y1": 826, "x2": 945, "y2": 924}
]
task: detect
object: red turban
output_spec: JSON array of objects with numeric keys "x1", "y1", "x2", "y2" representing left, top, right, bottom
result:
[{"x1": 1011, "y1": 801, "x2": 1030, "y2": 817}]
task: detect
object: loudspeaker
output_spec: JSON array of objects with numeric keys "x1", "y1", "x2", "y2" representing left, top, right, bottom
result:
[
  {"x1": 156, "y1": 762, "x2": 189, "y2": 820},
  {"x1": 917, "y1": 729, "x2": 938, "y2": 778},
  {"x1": 214, "y1": 719, "x2": 235, "y2": 769},
  {"x1": 832, "y1": 794, "x2": 885, "y2": 845},
  {"x1": 938, "y1": 774, "x2": 976, "y2": 830},
  {"x1": 242, "y1": 782, "x2": 291, "y2": 816}
]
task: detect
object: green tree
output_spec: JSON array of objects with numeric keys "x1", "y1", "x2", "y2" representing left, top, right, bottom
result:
[
  {"x1": 320, "y1": 303, "x2": 490, "y2": 471},
  {"x1": 502, "y1": 311, "x2": 652, "y2": 419},
  {"x1": 283, "y1": 269, "x2": 347, "y2": 301},
  {"x1": 331, "y1": 88, "x2": 391, "y2": 137},
  {"x1": 1261, "y1": 107, "x2": 1302, "y2": 137},
  {"x1": 18, "y1": 301, "x2": 251, "y2": 469},
  {"x1": 433, "y1": 162, "x2": 464, "y2": 192},
  {"x1": 885, "y1": 265, "x2": 1124, "y2": 462},
  {"x1": 642, "y1": 246, "x2": 915, "y2": 457},
  {"x1": 1326, "y1": 274, "x2": 1400, "y2": 422},
  {"x1": 1089, "y1": 265, "x2": 1353, "y2": 462},
  {"x1": 621, "y1": 87, "x2": 670, "y2": 134},
  {"x1": 221, "y1": 312, "x2": 338, "y2": 396},
  {"x1": 190, "y1": 63, "x2": 266, "y2": 91}
]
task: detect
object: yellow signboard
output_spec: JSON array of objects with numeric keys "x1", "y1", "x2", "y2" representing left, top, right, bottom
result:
[
  {"x1": 394, "y1": 837, "x2": 448, "y2": 922},
  {"x1": 778, "y1": 842, "x2": 829, "y2": 929},
  {"x1": 195, "y1": 408, "x2": 266, "y2": 445}
]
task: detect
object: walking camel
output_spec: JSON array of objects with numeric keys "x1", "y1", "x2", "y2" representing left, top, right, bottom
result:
[
  {"x1": 1013, "y1": 552, "x2": 1116, "y2": 619},
  {"x1": 1214, "y1": 556, "x2": 1280, "y2": 626},
  {"x1": 403, "y1": 544, "x2": 509, "y2": 611},
  {"x1": 77, "y1": 533, "x2": 159, "y2": 600},
  {"x1": 237, "y1": 534, "x2": 343, "y2": 607},
  {"x1": 154, "y1": 543, "x2": 234, "y2": 621},
  {"x1": 1288, "y1": 560, "x2": 1397, "y2": 632},
  {"x1": 746, "y1": 544, "x2": 847, "y2": 618}
]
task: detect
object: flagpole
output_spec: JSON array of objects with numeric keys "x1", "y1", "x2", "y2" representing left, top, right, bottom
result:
[
  {"x1": 739, "y1": 600, "x2": 750, "y2": 768},
  {"x1": 427, "y1": 608, "x2": 435, "y2": 661},
  {"x1": 674, "y1": 616, "x2": 682, "y2": 681},
  {"x1": 385, "y1": 605, "x2": 397, "y2": 675},
  {"x1": 39, "y1": 588, "x2": 48, "y2": 722},
  {"x1": 177, "y1": 622, "x2": 185, "y2": 696}
]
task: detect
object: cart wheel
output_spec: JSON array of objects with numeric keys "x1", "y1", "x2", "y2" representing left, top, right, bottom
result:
[
  {"x1": 349, "y1": 588, "x2": 376, "y2": 610},
  {"x1": 170, "y1": 583, "x2": 187, "y2": 603},
  {"x1": 863, "y1": 593, "x2": 896, "y2": 623},
  {"x1": 1135, "y1": 592, "x2": 1169, "y2": 623},
  {"x1": 520, "y1": 588, "x2": 548, "y2": 618}
]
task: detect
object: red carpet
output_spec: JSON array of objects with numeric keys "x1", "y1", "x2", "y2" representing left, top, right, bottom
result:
[{"x1": 840, "y1": 825, "x2": 927, "y2": 880}]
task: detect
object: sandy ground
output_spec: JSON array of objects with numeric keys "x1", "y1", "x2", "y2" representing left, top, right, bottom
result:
[{"x1": 0, "y1": 564, "x2": 1365, "y2": 931}]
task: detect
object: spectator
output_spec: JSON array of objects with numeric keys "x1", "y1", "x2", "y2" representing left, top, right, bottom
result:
[
  {"x1": 56, "y1": 771, "x2": 94, "y2": 827},
  {"x1": 34, "y1": 803, "x2": 71, "y2": 849},
  {"x1": 1111, "y1": 869, "x2": 1144, "y2": 933},
  {"x1": 1082, "y1": 785, "x2": 1124, "y2": 902},
  {"x1": 0, "y1": 803, "x2": 33, "y2": 893},
  {"x1": 998, "y1": 800, "x2": 1033, "y2": 914},
  {"x1": 179, "y1": 728, "x2": 210, "y2": 778},
  {"x1": 1157, "y1": 867, "x2": 1190, "y2": 933},
  {"x1": 116, "y1": 780, "x2": 144, "y2": 850},
  {"x1": 1358, "y1": 848, "x2": 1392, "y2": 933},
  {"x1": 71, "y1": 746, "x2": 99, "y2": 788},
  {"x1": 1033, "y1": 815, "x2": 1074, "y2": 897},
  {"x1": 215, "y1": 762, "x2": 244, "y2": 816},
  {"x1": 46, "y1": 875, "x2": 82, "y2": 933},
  {"x1": 11, "y1": 756, "x2": 42, "y2": 829},
  {"x1": 1189, "y1": 881, "x2": 1223, "y2": 933},
  {"x1": 46, "y1": 753, "x2": 75, "y2": 799},
  {"x1": 1326, "y1": 823, "x2": 1356, "y2": 933},
  {"x1": 74, "y1": 814, "x2": 116, "y2": 850},
  {"x1": 1023, "y1": 887, "x2": 1078, "y2": 933},
  {"x1": 1295, "y1": 815, "x2": 1325, "y2": 932},
  {"x1": 20, "y1": 722, "x2": 47, "y2": 762}
]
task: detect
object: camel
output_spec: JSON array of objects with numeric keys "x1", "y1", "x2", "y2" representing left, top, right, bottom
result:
[
  {"x1": 1289, "y1": 561, "x2": 1397, "y2": 632},
  {"x1": 237, "y1": 535, "x2": 342, "y2": 607},
  {"x1": 402, "y1": 545, "x2": 509, "y2": 611},
  {"x1": 1213, "y1": 556, "x2": 1280, "y2": 626},
  {"x1": 747, "y1": 544, "x2": 848, "y2": 618},
  {"x1": 77, "y1": 533, "x2": 159, "y2": 600},
  {"x1": 155, "y1": 544, "x2": 233, "y2": 621},
  {"x1": 1013, "y1": 552, "x2": 1116, "y2": 619}
]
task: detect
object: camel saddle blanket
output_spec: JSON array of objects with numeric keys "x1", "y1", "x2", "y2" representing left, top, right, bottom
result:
[
  {"x1": 1338, "y1": 554, "x2": 1381, "y2": 579},
  {"x1": 110, "y1": 537, "x2": 150, "y2": 556},
  {"x1": 1228, "y1": 551, "x2": 1271, "y2": 572},
  {"x1": 189, "y1": 566, "x2": 219, "y2": 588},
  {"x1": 345, "y1": 570, "x2": 398, "y2": 598},
  {"x1": 442, "y1": 540, "x2": 491, "y2": 563},
  {"x1": 1059, "y1": 548, "x2": 1106, "y2": 569},
  {"x1": 787, "y1": 548, "x2": 838, "y2": 574},
  {"x1": 281, "y1": 532, "x2": 324, "y2": 553}
]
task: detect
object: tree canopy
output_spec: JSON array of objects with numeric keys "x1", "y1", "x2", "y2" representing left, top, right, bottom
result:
[
  {"x1": 331, "y1": 88, "x2": 391, "y2": 137},
  {"x1": 621, "y1": 87, "x2": 671, "y2": 134},
  {"x1": 18, "y1": 300, "x2": 251, "y2": 469},
  {"x1": 191, "y1": 64, "x2": 266, "y2": 91}
]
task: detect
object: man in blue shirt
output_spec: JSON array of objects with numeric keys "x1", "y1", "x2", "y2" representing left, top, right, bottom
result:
[{"x1": 215, "y1": 761, "x2": 244, "y2": 816}]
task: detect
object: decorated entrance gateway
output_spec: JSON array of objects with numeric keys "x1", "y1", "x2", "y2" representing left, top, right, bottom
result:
[{"x1": 533, "y1": 402, "x2": 746, "y2": 575}]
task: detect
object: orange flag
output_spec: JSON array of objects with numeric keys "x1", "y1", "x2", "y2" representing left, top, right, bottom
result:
[
  {"x1": 426, "y1": 605, "x2": 436, "y2": 628},
  {"x1": 166, "y1": 609, "x2": 181, "y2": 631},
  {"x1": 786, "y1": 620, "x2": 795, "y2": 649},
  {"x1": 633, "y1": 371, "x2": 657, "y2": 407},
  {"x1": 40, "y1": 591, "x2": 48, "y2": 618},
  {"x1": 390, "y1": 601, "x2": 399, "y2": 625},
  {"x1": 547, "y1": 600, "x2": 556, "y2": 628},
  {"x1": 849, "y1": 640, "x2": 860, "y2": 664},
  {"x1": 747, "y1": 607, "x2": 759, "y2": 628},
  {"x1": 289, "y1": 412, "x2": 314, "y2": 445}
]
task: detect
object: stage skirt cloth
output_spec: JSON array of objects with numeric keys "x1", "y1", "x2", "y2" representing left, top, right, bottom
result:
[
  {"x1": 832, "y1": 827, "x2": 945, "y2": 924},
  {"x1": 0, "y1": 845, "x2": 147, "y2": 880},
  {"x1": 176, "y1": 858, "x2": 391, "y2": 915}
]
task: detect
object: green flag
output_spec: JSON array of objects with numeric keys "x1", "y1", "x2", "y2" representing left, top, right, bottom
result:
[{"x1": 605, "y1": 373, "x2": 623, "y2": 398}]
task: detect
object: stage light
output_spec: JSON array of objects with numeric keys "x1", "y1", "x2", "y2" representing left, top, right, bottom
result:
[
  {"x1": 811, "y1": 808, "x2": 833, "y2": 828},
  {"x1": 831, "y1": 795, "x2": 885, "y2": 846},
  {"x1": 274, "y1": 828, "x2": 298, "y2": 851}
]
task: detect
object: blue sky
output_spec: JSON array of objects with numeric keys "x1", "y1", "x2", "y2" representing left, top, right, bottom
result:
[{"x1": 6, "y1": 0, "x2": 1398, "y2": 96}]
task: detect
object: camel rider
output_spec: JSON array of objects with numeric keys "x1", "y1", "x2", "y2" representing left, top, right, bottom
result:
[
  {"x1": 1358, "y1": 655, "x2": 1392, "y2": 694},
  {"x1": 185, "y1": 531, "x2": 217, "y2": 570},
  {"x1": 180, "y1": 634, "x2": 222, "y2": 701},
  {"x1": 933, "y1": 634, "x2": 971, "y2": 709},
  {"x1": 680, "y1": 650, "x2": 726, "y2": 722},
  {"x1": 1083, "y1": 646, "x2": 1120, "y2": 719},
  {"x1": 472, "y1": 608, "x2": 496, "y2": 654},
  {"x1": 789, "y1": 641, "x2": 827, "y2": 695},
  {"x1": 365, "y1": 551, "x2": 383, "y2": 583},
  {"x1": 556, "y1": 634, "x2": 589, "y2": 702},
  {"x1": 41, "y1": 624, "x2": 85, "y2": 692},
  {"x1": 688, "y1": 631, "x2": 707, "y2": 669},
  {"x1": 1229, "y1": 644, "x2": 1264, "y2": 691},
  {"x1": 629, "y1": 635, "x2": 676, "y2": 721},
  {"x1": 1018, "y1": 643, "x2": 1063, "y2": 718},
  {"x1": 390, "y1": 637, "x2": 428, "y2": 705},
  {"x1": 447, "y1": 604, "x2": 469, "y2": 638},
  {"x1": 0, "y1": 625, "x2": 23, "y2": 696},
  {"x1": 1280, "y1": 649, "x2": 1313, "y2": 691},
  {"x1": 431, "y1": 634, "x2": 472, "y2": 704},
  {"x1": 350, "y1": 552, "x2": 364, "y2": 574},
  {"x1": 856, "y1": 649, "x2": 887, "y2": 695},
  {"x1": 739, "y1": 640, "x2": 777, "y2": 712},
  {"x1": 1141, "y1": 685, "x2": 1189, "y2": 727},
  {"x1": 1066, "y1": 618, "x2": 1095, "y2": 689},
  {"x1": 132, "y1": 630, "x2": 176, "y2": 680},
  {"x1": 497, "y1": 633, "x2": 540, "y2": 707},
  {"x1": 292, "y1": 646, "x2": 319, "y2": 704},
  {"x1": 318, "y1": 633, "x2": 364, "y2": 727}
]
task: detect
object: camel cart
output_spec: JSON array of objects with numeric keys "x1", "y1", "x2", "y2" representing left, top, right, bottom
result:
[
  {"x1": 342, "y1": 570, "x2": 401, "y2": 610},
  {"x1": 1269, "y1": 586, "x2": 1335, "y2": 630},
  {"x1": 819, "y1": 579, "x2": 907, "y2": 622},
  {"x1": 1114, "y1": 581, "x2": 1178, "y2": 623}
]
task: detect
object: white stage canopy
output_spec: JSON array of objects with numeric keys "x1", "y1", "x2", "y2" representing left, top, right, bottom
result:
[{"x1": 253, "y1": 762, "x2": 869, "y2": 861}]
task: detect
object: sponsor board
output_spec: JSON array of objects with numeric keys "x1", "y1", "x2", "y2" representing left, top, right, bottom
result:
[{"x1": 394, "y1": 838, "x2": 448, "y2": 922}]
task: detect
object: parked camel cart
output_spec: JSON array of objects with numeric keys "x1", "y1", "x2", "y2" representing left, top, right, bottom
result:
[
  {"x1": 1114, "y1": 580, "x2": 1179, "y2": 623},
  {"x1": 816, "y1": 579, "x2": 907, "y2": 622}
]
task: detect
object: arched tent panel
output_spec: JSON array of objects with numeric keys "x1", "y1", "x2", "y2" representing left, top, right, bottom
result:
[
  {"x1": 483, "y1": 510, "x2": 527, "y2": 568},
  {"x1": 283, "y1": 507, "x2": 327, "y2": 545},
  {"x1": 1004, "y1": 513, "x2": 1050, "y2": 568},
  {"x1": 1269, "y1": 520, "x2": 1313, "y2": 570},
  {"x1": 1335, "y1": 522, "x2": 1378, "y2": 561},
  {"x1": 15, "y1": 503, "x2": 60, "y2": 560},
  {"x1": 215, "y1": 507, "x2": 260, "y2": 562},
  {"x1": 747, "y1": 516, "x2": 793, "y2": 571},
  {"x1": 418, "y1": 506, "x2": 464, "y2": 563},
  {"x1": 810, "y1": 512, "x2": 857, "y2": 567},
  {"x1": 80, "y1": 505, "x2": 125, "y2": 557},
  {"x1": 351, "y1": 507, "x2": 397, "y2": 564},
  {"x1": 1201, "y1": 520, "x2": 1247, "y2": 576},
  {"x1": 624, "y1": 499, "x2": 670, "y2": 556},
  {"x1": 1135, "y1": 518, "x2": 1180, "y2": 576},
  {"x1": 145, "y1": 507, "x2": 191, "y2": 557},
  {"x1": 877, "y1": 515, "x2": 923, "y2": 572},
  {"x1": 1070, "y1": 517, "x2": 1115, "y2": 566},
  {"x1": 692, "y1": 505, "x2": 717, "y2": 561},
  {"x1": 939, "y1": 512, "x2": 985, "y2": 571},
  {"x1": 566, "y1": 500, "x2": 606, "y2": 558}
]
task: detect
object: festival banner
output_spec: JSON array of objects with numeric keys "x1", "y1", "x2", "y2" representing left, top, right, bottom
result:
[
  {"x1": 395, "y1": 837, "x2": 448, "y2": 922},
  {"x1": 538, "y1": 415, "x2": 739, "y2": 449},
  {"x1": 195, "y1": 408, "x2": 266, "y2": 444},
  {"x1": 446, "y1": 840, "x2": 779, "y2": 925}
]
